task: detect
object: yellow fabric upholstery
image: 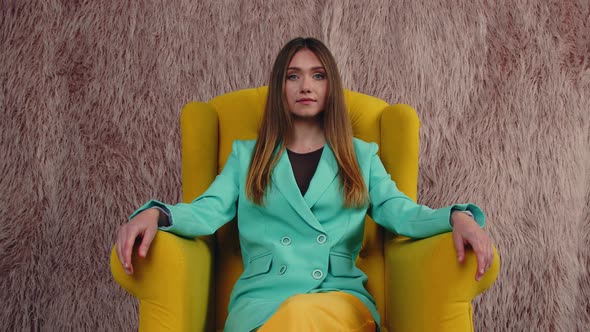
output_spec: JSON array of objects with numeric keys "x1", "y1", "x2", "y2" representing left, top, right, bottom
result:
[
  {"x1": 110, "y1": 87, "x2": 500, "y2": 332},
  {"x1": 110, "y1": 231, "x2": 212, "y2": 331}
]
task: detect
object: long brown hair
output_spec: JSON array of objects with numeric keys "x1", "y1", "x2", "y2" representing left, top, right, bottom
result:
[{"x1": 246, "y1": 37, "x2": 368, "y2": 207}]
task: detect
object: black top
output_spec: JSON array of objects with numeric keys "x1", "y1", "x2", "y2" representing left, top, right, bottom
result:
[{"x1": 287, "y1": 146, "x2": 324, "y2": 196}]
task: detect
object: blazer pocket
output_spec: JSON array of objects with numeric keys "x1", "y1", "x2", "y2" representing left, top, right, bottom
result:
[
  {"x1": 241, "y1": 252, "x2": 273, "y2": 279},
  {"x1": 329, "y1": 252, "x2": 363, "y2": 278}
]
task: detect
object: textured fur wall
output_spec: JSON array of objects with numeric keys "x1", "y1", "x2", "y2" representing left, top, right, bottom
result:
[{"x1": 1, "y1": 0, "x2": 589, "y2": 330}]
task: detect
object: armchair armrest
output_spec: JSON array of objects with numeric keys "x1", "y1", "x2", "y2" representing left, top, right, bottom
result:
[
  {"x1": 384, "y1": 233, "x2": 500, "y2": 332},
  {"x1": 110, "y1": 231, "x2": 213, "y2": 331}
]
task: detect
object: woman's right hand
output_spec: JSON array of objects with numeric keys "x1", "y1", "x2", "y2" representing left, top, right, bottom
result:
[{"x1": 116, "y1": 208, "x2": 160, "y2": 275}]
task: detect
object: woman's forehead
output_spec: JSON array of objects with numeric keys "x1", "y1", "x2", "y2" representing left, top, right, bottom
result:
[{"x1": 288, "y1": 49, "x2": 323, "y2": 69}]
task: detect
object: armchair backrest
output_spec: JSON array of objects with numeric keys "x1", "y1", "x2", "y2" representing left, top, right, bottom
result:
[{"x1": 180, "y1": 86, "x2": 420, "y2": 330}]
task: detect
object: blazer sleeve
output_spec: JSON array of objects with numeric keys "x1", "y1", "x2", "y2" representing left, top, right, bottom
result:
[
  {"x1": 129, "y1": 141, "x2": 241, "y2": 238},
  {"x1": 366, "y1": 143, "x2": 485, "y2": 239}
]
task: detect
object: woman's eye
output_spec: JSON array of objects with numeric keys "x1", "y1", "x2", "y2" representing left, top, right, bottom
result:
[
  {"x1": 313, "y1": 73, "x2": 326, "y2": 80},
  {"x1": 287, "y1": 74, "x2": 298, "y2": 80}
]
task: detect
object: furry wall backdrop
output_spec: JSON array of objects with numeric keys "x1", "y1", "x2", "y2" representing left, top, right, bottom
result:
[{"x1": 1, "y1": 0, "x2": 589, "y2": 330}]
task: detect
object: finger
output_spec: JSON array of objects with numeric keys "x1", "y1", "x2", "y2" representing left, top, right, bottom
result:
[
  {"x1": 139, "y1": 226, "x2": 157, "y2": 258},
  {"x1": 116, "y1": 227, "x2": 126, "y2": 268},
  {"x1": 452, "y1": 231, "x2": 465, "y2": 263},
  {"x1": 123, "y1": 230, "x2": 137, "y2": 275},
  {"x1": 117, "y1": 226, "x2": 131, "y2": 272},
  {"x1": 475, "y1": 246, "x2": 487, "y2": 281}
]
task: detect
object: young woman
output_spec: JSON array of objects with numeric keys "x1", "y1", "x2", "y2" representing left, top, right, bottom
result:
[{"x1": 116, "y1": 37, "x2": 493, "y2": 332}]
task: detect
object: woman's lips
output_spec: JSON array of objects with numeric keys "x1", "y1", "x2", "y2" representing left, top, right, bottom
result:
[{"x1": 297, "y1": 98, "x2": 315, "y2": 104}]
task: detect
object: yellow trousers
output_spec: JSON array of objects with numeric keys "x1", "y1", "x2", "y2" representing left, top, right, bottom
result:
[{"x1": 258, "y1": 292, "x2": 376, "y2": 332}]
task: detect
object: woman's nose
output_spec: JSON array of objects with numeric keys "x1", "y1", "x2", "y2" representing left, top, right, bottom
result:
[{"x1": 300, "y1": 77, "x2": 311, "y2": 93}]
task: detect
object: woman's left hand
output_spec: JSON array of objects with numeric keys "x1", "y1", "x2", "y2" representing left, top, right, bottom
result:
[{"x1": 451, "y1": 211, "x2": 494, "y2": 281}]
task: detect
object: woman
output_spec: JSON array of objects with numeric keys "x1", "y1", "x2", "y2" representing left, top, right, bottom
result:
[{"x1": 116, "y1": 37, "x2": 493, "y2": 332}]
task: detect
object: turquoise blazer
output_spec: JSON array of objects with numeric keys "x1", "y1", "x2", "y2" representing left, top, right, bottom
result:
[{"x1": 132, "y1": 138, "x2": 485, "y2": 332}]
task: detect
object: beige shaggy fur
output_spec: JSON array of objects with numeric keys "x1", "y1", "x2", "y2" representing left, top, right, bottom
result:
[{"x1": 1, "y1": 0, "x2": 589, "y2": 330}]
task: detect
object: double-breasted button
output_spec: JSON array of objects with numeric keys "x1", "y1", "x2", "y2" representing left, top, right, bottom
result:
[
  {"x1": 312, "y1": 269, "x2": 323, "y2": 280},
  {"x1": 279, "y1": 265, "x2": 287, "y2": 275},
  {"x1": 280, "y1": 236, "x2": 292, "y2": 246},
  {"x1": 316, "y1": 234, "x2": 327, "y2": 244}
]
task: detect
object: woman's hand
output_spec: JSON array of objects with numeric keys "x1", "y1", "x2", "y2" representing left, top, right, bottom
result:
[
  {"x1": 451, "y1": 211, "x2": 494, "y2": 281},
  {"x1": 116, "y1": 208, "x2": 159, "y2": 275}
]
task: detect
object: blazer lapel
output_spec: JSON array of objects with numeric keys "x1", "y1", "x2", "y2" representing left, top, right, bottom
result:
[
  {"x1": 271, "y1": 149, "x2": 325, "y2": 233},
  {"x1": 303, "y1": 144, "x2": 339, "y2": 208}
]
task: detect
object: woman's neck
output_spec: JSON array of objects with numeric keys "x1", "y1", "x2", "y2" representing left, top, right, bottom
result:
[{"x1": 286, "y1": 118, "x2": 326, "y2": 153}]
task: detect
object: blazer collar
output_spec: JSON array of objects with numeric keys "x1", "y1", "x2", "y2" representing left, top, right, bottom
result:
[
  {"x1": 271, "y1": 144, "x2": 339, "y2": 233},
  {"x1": 303, "y1": 144, "x2": 339, "y2": 208}
]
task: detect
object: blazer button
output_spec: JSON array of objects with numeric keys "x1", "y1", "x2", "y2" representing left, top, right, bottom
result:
[
  {"x1": 280, "y1": 236, "x2": 292, "y2": 246},
  {"x1": 316, "y1": 234, "x2": 327, "y2": 244},
  {"x1": 312, "y1": 269, "x2": 323, "y2": 280},
  {"x1": 279, "y1": 265, "x2": 287, "y2": 275}
]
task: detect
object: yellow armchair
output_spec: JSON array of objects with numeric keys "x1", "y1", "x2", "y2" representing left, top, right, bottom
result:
[{"x1": 110, "y1": 87, "x2": 499, "y2": 332}]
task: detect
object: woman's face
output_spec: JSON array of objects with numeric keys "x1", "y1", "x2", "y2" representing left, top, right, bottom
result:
[{"x1": 284, "y1": 49, "x2": 328, "y2": 120}]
